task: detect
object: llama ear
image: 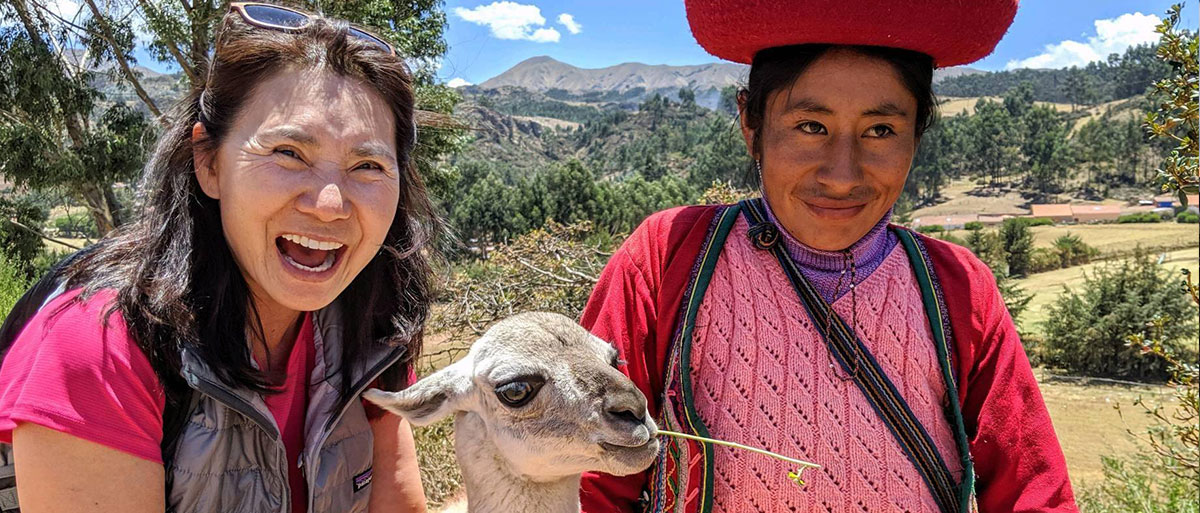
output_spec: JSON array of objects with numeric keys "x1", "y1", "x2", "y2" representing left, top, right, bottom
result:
[{"x1": 362, "y1": 358, "x2": 471, "y2": 426}]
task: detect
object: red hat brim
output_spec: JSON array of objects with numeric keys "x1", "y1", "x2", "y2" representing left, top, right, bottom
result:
[{"x1": 685, "y1": 0, "x2": 1018, "y2": 67}]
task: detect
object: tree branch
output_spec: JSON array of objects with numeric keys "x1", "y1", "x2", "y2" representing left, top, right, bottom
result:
[
  {"x1": 80, "y1": 0, "x2": 165, "y2": 122},
  {"x1": 135, "y1": 0, "x2": 200, "y2": 85},
  {"x1": 3, "y1": 219, "x2": 82, "y2": 250}
]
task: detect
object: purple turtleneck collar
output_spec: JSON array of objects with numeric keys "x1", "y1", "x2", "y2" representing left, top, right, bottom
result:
[{"x1": 760, "y1": 198, "x2": 898, "y2": 303}]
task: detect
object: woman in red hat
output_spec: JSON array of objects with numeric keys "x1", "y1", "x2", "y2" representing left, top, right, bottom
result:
[{"x1": 579, "y1": 1, "x2": 1077, "y2": 512}]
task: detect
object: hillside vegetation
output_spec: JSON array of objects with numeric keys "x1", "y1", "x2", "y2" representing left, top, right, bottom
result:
[{"x1": 440, "y1": 41, "x2": 1174, "y2": 248}]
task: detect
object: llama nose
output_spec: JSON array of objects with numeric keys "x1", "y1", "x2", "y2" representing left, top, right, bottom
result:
[{"x1": 604, "y1": 391, "x2": 648, "y2": 426}]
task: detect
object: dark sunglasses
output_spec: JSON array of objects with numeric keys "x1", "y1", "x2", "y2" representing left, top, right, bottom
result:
[{"x1": 230, "y1": 2, "x2": 396, "y2": 56}]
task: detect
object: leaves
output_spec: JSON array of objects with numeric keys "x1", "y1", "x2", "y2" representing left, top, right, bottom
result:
[{"x1": 1145, "y1": 4, "x2": 1199, "y2": 196}]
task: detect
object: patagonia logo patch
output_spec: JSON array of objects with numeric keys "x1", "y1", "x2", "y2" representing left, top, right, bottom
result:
[{"x1": 353, "y1": 467, "x2": 373, "y2": 492}]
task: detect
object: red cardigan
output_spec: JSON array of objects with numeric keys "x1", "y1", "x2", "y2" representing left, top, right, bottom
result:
[{"x1": 579, "y1": 205, "x2": 1077, "y2": 513}]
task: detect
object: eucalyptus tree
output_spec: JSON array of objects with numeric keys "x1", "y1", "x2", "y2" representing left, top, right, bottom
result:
[{"x1": 1, "y1": 0, "x2": 461, "y2": 236}]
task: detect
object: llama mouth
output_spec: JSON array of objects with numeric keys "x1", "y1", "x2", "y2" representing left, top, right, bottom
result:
[{"x1": 599, "y1": 438, "x2": 658, "y2": 452}]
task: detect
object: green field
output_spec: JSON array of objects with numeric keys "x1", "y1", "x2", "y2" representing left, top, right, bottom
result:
[
  {"x1": 944, "y1": 222, "x2": 1199, "y2": 256},
  {"x1": 1028, "y1": 223, "x2": 1200, "y2": 255},
  {"x1": 1016, "y1": 247, "x2": 1199, "y2": 334}
]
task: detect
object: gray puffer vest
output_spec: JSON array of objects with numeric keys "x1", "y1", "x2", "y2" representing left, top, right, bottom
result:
[{"x1": 169, "y1": 301, "x2": 406, "y2": 513}]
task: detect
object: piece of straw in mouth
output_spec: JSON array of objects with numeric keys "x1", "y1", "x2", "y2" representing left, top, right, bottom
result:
[{"x1": 657, "y1": 429, "x2": 821, "y2": 488}]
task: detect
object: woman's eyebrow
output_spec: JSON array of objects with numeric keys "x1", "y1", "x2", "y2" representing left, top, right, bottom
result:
[
  {"x1": 258, "y1": 125, "x2": 318, "y2": 145},
  {"x1": 350, "y1": 141, "x2": 396, "y2": 162},
  {"x1": 862, "y1": 102, "x2": 909, "y2": 118},
  {"x1": 783, "y1": 97, "x2": 833, "y2": 115}
]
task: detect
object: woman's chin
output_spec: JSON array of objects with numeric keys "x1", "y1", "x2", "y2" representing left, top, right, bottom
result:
[{"x1": 262, "y1": 263, "x2": 353, "y2": 313}]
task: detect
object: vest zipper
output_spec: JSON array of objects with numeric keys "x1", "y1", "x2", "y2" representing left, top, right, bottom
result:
[
  {"x1": 189, "y1": 374, "x2": 279, "y2": 438},
  {"x1": 305, "y1": 345, "x2": 408, "y2": 512},
  {"x1": 188, "y1": 374, "x2": 291, "y2": 513}
]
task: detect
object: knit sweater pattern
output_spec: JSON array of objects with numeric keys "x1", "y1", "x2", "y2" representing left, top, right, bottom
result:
[{"x1": 689, "y1": 217, "x2": 963, "y2": 513}]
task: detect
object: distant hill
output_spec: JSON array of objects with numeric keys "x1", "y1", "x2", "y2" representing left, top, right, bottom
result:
[
  {"x1": 935, "y1": 43, "x2": 1165, "y2": 104},
  {"x1": 475, "y1": 56, "x2": 982, "y2": 109}
]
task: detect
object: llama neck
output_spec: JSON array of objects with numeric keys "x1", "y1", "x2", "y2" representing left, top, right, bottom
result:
[{"x1": 453, "y1": 412, "x2": 581, "y2": 513}]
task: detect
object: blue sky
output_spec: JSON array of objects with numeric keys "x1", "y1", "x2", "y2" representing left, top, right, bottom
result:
[{"x1": 437, "y1": 0, "x2": 1198, "y2": 86}]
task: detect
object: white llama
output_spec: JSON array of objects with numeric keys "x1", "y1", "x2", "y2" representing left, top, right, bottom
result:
[{"x1": 364, "y1": 312, "x2": 660, "y2": 513}]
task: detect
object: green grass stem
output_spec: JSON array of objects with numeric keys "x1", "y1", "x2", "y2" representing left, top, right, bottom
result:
[{"x1": 657, "y1": 429, "x2": 821, "y2": 469}]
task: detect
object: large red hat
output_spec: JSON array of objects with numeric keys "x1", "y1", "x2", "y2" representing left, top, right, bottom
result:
[{"x1": 685, "y1": 0, "x2": 1018, "y2": 67}]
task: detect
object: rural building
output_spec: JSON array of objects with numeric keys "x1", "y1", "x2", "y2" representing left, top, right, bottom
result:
[
  {"x1": 1030, "y1": 204, "x2": 1074, "y2": 223},
  {"x1": 1189, "y1": 195, "x2": 1200, "y2": 214},
  {"x1": 1072, "y1": 204, "x2": 1122, "y2": 223}
]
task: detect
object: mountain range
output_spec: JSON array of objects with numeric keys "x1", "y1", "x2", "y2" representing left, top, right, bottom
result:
[{"x1": 467, "y1": 56, "x2": 985, "y2": 109}]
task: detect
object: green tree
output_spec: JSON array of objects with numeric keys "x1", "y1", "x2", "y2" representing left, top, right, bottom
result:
[
  {"x1": 999, "y1": 218, "x2": 1033, "y2": 278},
  {"x1": 2, "y1": 0, "x2": 461, "y2": 234},
  {"x1": 0, "y1": 3, "x2": 135, "y2": 234},
  {"x1": 0, "y1": 252, "x2": 29, "y2": 321},
  {"x1": 1021, "y1": 105, "x2": 1073, "y2": 195},
  {"x1": 968, "y1": 99, "x2": 1021, "y2": 187},
  {"x1": 1002, "y1": 81, "x2": 1035, "y2": 119},
  {"x1": 677, "y1": 87, "x2": 696, "y2": 107},
  {"x1": 1041, "y1": 249, "x2": 1197, "y2": 380},
  {"x1": 1063, "y1": 67, "x2": 1097, "y2": 111}
]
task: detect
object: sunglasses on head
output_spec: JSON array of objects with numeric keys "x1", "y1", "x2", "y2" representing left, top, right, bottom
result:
[{"x1": 229, "y1": 2, "x2": 396, "y2": 56}]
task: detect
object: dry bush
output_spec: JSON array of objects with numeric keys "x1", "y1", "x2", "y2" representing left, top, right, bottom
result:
[
  {"x1": 415, "y1": 221, "x2": 619, "y2": 507},
  {"x1": 422, "y1": 221, "x2": 616, "y2": 370}
]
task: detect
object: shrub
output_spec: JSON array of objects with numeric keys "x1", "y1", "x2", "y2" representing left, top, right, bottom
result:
[
  {"x1": 0, "y1": 252, "x2": 29, "y2": 322},
  {"x1": 963, "y1": 228, "x2": 1031, "y2": 329},
  {"x1": 1077, "y1": 456, "x2": 1199, "y2": 513},
  {"x1": 936, "y1": 232, "x2": 964, "y2": 246},
  {"x1": 1052, "y1": 233, "x2": 1098, "y2": 267},
  {"x1": 1000, "y1": 218, "x2": 1033, "y2": 278},
  {"x1": 52, "y1": 214, "x2": 98, "y2": 238},
  {"x1": 915, "y1": 224, "x2": 944, "y2": 234},
  {"x1": 1029, "y1": 248, "x2": 1062, "y2": 274},
  {"x1": 1040, "y1": 249, "x2": 1198, "y2": 380},
  {"x1": 963, "y1": 221, "x2": 984, "y2": 231},
  {"x1": 0, "y1": 195, "x2": 49, "y2": 276},
  {"x1": 1118, "y1": 212, "x2": 1163, "y2": 224},
  {"x1": 1022, "y1": 217, "x2": 1055, "y2": 227},
  {"x1": 1177, "y1": 211, "x2": 1199, "y2": 223}
]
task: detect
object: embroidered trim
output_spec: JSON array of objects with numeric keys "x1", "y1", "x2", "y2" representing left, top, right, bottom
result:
[{"x1": 895, "y1": 228, "x2": 978, "y2": 511}]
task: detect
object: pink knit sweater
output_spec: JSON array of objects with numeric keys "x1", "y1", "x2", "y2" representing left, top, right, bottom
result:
[{"x1": 690, "y1": 217, "x2": 963, "y2": 513}]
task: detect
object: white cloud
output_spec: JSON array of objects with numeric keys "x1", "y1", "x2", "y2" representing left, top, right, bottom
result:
[
  {"x1": 447, "y1": 77, "x2": 473, "y2": 88},
  {"x1": 1006, "y1": 12, "x2": 1161, "y2": 69},
  {"x1": 454, "y1": 1, "x2": 561, "y2": 43},
  {"x1": 557, "y1": 13, "x2": 582, "y2": 34}
]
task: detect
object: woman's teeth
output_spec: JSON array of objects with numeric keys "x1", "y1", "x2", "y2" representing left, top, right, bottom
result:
[
  {"x1": 281, "y1": 233, "x2": 344, "y2": 251},
  {"x1": 284, "y1": 251, "x2": 336, "y2": 273}
]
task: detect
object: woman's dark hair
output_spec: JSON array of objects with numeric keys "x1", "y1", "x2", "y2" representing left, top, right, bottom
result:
[
  {"x1": 739, "y1": 44, "x2": 938, "y2": 158},
  {"x1": 62, "y1": 9, "x2": 438, "y2": 402}
]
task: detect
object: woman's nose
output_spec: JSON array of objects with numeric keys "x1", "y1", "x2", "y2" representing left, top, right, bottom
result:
[
  {"x1": 298, "y1": 180, "x2": 351, "y2": 222},
  {"x1": 816, "y1": 134, "x2": 863, "y2": 192}
]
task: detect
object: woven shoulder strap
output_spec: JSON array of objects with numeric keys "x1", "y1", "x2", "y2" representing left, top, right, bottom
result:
[{"x1": 739, "y1": 199, "x2": 969, "y2": 513}]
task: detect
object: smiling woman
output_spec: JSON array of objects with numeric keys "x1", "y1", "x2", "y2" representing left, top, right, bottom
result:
[
  {"x1": 579, "y1": 1, "x2": 1078, "y2": 513},
  {"x1": 0, "y1": 4, "x2": 436, "y2": 513}
]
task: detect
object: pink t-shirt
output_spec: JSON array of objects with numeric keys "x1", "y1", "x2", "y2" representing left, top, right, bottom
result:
[
  {"x1": 259, "y1": 311, "x2": 315, "y2": 513},
  {"x1": 0, "y1": 289, "x2": 317, "y2": 513}
]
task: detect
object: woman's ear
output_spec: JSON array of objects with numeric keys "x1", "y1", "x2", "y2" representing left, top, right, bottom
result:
[
  {"x1": 736, "y1": 90, "x2": 759, "y2": 161},
  {"x1": 192, "y1": 122, "x2": 220, "y2": 200}
]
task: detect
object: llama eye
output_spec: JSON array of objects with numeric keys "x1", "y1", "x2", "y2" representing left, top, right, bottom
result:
[{"x1": 495, "y1": 377, "x2": 545, "y2": 407}]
